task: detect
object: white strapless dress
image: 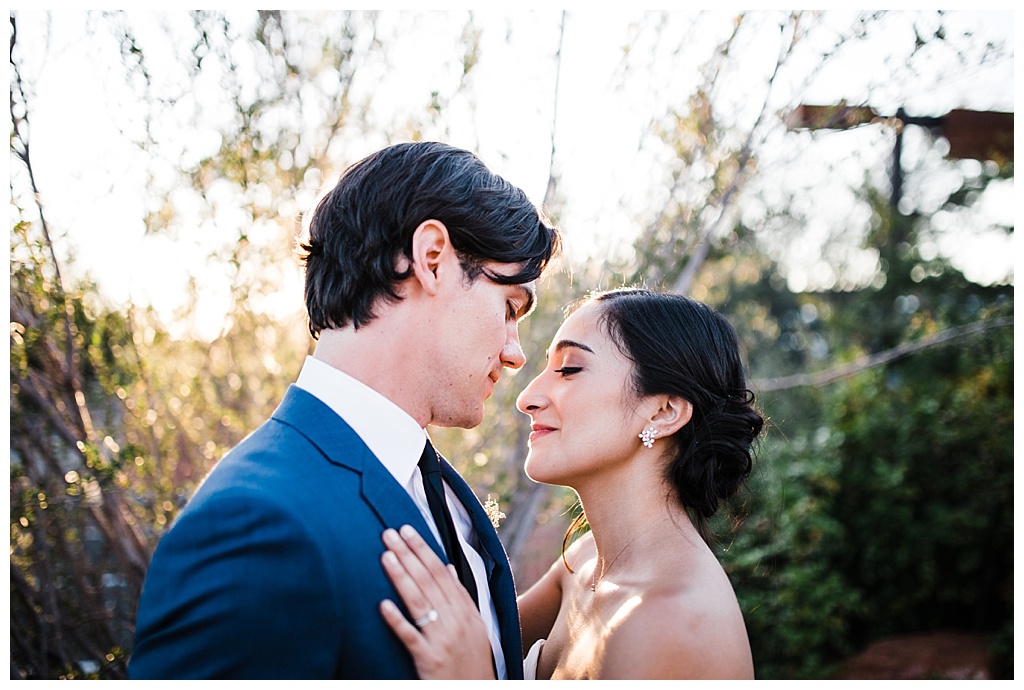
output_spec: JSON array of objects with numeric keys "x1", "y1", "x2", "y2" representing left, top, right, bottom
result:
[{"x1": 523, "y1": 639, "x2": 545, "y2": 680}]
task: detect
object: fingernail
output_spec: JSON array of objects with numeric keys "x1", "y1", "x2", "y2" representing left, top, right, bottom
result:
[
  {"x1": 400, "y1": 524, "x2": 416, "y2": 539},
  {"x1": 382, "y1": 528, "x2": 398, "y2": 543},
  {"x1": 382, "y1": 550, "x2": 397, "y2": 565}
]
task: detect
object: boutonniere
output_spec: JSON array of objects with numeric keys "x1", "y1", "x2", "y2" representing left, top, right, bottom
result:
[{"x1": 484, "y1": 495, "x2": 505, "y2": 529}]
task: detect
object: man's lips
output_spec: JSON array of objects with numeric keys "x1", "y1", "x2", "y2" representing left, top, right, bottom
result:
[{"x1": 483, "y1": 371, "x2": 500, "y2": 397}]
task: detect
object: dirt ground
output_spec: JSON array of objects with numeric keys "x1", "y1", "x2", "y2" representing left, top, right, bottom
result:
[{"x1": 833, "y1": 631, "x2": 994, "y2": 680}]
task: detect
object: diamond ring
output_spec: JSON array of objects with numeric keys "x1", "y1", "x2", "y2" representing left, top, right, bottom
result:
[{"x1": 413, "y1": 609, "x2": 439, "y2": 628}]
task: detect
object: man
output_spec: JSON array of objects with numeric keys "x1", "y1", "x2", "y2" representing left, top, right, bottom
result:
[{"x1": 129, "y1": 142, "x2": 560, "y2": 679}]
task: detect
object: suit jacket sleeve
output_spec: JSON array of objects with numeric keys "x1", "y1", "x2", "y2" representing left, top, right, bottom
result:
[{"x1": 130, "y1": 487, "x2": 343, "y2": 679}]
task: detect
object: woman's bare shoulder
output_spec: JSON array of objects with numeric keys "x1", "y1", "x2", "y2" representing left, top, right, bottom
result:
[{"x1": 599, "y1": 580, "x2": 754, "y2": 679}]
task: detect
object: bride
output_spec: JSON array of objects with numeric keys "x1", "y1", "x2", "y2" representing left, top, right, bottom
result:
[{"x1": 378, "y1": 288, "x2": 764, "y2": 679}]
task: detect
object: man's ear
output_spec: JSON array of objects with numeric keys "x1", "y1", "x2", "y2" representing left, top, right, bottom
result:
[
  {"x1": 409, "y1": 219, "x2": 453, "y2": 297},
  {"x1": 648, "y1": 395, "x2": 693, "y2": 437}
]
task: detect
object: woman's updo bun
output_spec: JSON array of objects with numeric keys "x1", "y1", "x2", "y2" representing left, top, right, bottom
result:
[{"x1": 591, "y1": 288, "x2": 764, "y2": 545}]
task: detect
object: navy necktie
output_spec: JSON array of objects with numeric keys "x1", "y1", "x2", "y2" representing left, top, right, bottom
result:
[{"x1": 418, "y1": 441, "x2": 480, "y2": 607}]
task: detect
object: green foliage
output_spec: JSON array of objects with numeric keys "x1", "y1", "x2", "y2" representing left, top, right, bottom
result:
[
  {"x1": 10, "y1": 7, "x2": 1013, "y2": 681},
  {"x1": 715, "y1": 218, "x2": 1013, "y2": 680},
  {"x1": 828, "y1": 314, "x2": 1013, "y2": 637},
  {"x1": 10, "y1": 284, "x2": 143, "y2": 676},
  {"x1": 720, "y1": 426, "x2": 863, "y2": 679},
  {"x1": 719, "y1": 307, "x2": 1013, "y2": 679},
  {"x1": 10, "y1": 214, "x2": 314, "y2": 677}
]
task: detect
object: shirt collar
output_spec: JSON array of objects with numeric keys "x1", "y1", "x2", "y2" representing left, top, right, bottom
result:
[{"x1": 294, "y1": 355, "x2": 426, "y2": 487}]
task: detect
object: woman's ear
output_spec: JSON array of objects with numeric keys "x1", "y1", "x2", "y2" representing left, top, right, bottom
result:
[
  {"x1": 649, "y1": 395, "x2": 693, "y2": 437},
  {"x1": 409, "y1": 219, "x2": 452, "y2": 296}
]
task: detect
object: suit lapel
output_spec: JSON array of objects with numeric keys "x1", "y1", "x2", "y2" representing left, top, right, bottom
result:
[
  {"x1": 439, "y1": 458, "x2": 524, "y2": 680},
  {"x1": 270, "y1": 386, "x2": 446, "y2": 563},
  {"x1": 272, "y1": 387, "x2": 522, "y2": 676},
  {"x1": 439, "y1": 460, "x2": 498, "y2": 569}
]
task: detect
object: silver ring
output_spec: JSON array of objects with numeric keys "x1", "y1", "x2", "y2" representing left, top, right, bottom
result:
[{"x1": 413, "y1": 609, "x2": 439, "y2": 628}]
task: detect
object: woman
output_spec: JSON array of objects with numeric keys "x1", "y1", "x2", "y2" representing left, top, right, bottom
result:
[{"x1": 378, "y1": 288, "x2": 764, "y2": 679}]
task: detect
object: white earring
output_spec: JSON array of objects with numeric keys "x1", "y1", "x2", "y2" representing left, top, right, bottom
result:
[{"x1": 639, "y1": 427, "x2": 658, "y2": 448}]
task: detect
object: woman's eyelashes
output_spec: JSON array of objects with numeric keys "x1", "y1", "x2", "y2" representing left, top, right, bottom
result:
[{"x1": 553, "y1": 366, "x2": 582, "y2": 377}]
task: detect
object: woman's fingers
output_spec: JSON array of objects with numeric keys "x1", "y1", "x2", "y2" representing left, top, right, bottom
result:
[
  {"x1": 379, "y1": 598, "x2": 429, "y2": 652},
  {"x1": 380, "y1": 539, "x2": 440, "y2": 622},
  {"x1": 378, "y1": 527, "x2": 497, "y2": 680},
  {"x1": 394, "y1": 525, "x2": 474, "y2": 605},
  {"x1": 380, "y1": 598, "x2": 491, "y2": 680}
]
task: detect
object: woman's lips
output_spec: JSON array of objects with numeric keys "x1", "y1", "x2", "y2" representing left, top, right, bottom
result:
[{"x1": 529, "y1": 424, "x2": 556, "y2": 442}]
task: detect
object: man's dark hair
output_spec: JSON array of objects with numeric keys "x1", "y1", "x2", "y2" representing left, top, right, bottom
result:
[{"x1": 299, "y1": 141, "x2": 560, "y2": 337}]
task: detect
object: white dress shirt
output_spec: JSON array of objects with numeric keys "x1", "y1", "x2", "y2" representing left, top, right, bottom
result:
[{"x1": 295, "y1": 356, "x2": 506, "y2": 678}]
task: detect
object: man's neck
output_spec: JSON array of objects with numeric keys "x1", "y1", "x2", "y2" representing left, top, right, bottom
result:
[{"x1": 311, "y1": 318, "x2": 429, "y2": 428}]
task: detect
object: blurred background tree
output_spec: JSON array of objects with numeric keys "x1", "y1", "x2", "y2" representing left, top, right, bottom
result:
[{"x1": 9, "y1": 9, "x2": 1012, "y2": 680}]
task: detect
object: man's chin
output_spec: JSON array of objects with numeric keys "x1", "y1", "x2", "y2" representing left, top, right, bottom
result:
[
  {"x1": 461, "y1": 410, "x2": 486, "y2": 430},
  {"x1": 434, "y1": 406, "x2": 485, "y2": 430}
]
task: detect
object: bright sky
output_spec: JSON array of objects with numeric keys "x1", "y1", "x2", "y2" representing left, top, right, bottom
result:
[{"x1": 10, "y1": 9, "x2": 1017, "y2": 340}]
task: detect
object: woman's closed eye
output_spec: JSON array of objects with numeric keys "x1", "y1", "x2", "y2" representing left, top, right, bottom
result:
[{"x1": 554, "y1": 366, "x2": 582, "y2": 377}]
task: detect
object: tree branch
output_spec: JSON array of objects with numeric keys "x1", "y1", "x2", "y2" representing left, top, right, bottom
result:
[
  {"x1": 752, "y1": 316, "x2": 1012, "y2": 392},
  {"x1": 542, "y1": 11, "x2": 567, "y2": 212},
  {"x1": 673, "y1": 13, "x2": 798, "y2": 295},
  {"x1": 10, "y1": 15, "x2": 102, "y2": 452}
]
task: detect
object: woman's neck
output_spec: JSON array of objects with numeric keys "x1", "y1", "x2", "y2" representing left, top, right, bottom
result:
[{"x1": 575, "y1": 467, "x2": 693, "y2": 578}]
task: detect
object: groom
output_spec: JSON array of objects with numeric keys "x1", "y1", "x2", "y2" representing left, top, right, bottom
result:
[{"x1": 129, "y1": 142, "x2": 559, "y2": 679}]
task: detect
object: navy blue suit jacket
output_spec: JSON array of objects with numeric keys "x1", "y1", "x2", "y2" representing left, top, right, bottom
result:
[{"x1": 129, "y1": 386, "x2": 523, "y2": 679}]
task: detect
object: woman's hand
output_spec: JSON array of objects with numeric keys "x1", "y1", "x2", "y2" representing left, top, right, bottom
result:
[{"x1": 379, "y1": 525, "x2": 497, "y2": 680}]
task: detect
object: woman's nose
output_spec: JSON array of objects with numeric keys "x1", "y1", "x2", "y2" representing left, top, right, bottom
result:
[{"x1": 516, "y1": 373, "x2": 546, "y2": 414}]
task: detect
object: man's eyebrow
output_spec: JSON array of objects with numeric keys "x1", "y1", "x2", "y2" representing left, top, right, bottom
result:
[{"x1": 544, "y1": 339, "x2": 594, "y2": 359}]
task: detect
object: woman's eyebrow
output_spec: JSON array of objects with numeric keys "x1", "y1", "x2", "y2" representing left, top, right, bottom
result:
[{"x1": 545, "y1": 339, "x2": 594, "y2": 359}]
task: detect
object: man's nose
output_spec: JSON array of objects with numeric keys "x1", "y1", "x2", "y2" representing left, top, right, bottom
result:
[{"x1": 502, "y1": 326, "x2": 526, "y2": 370}]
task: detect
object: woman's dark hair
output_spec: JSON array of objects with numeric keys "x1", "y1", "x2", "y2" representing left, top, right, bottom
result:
[
  {"x1": 299, "y1": 141, "x2": 559, "y2": 337},
  {"x1": 563, "y1": 288, "x2": 764, "y2": 553}
]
